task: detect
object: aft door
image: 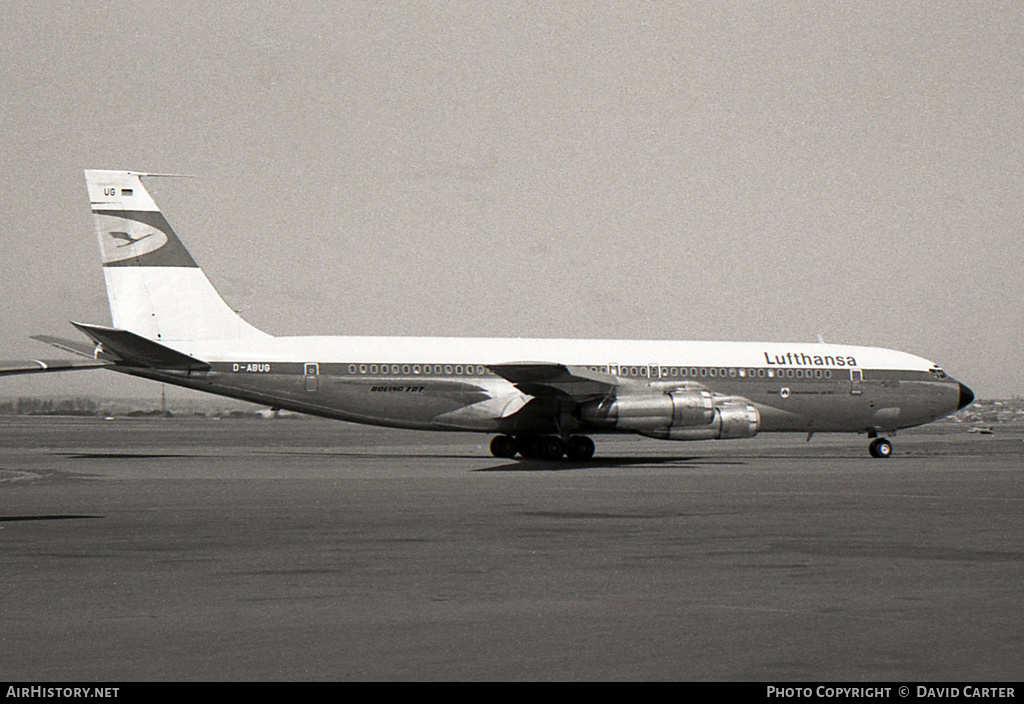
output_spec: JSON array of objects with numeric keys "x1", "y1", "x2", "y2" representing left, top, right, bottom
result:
[{"x1": 304, "y1": 362, "x2": 319, "y2": 392}]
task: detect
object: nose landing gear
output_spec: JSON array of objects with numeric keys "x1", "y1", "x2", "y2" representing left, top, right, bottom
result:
[{"x1": 868, "y1": 437, "x2": 893, "y2": 458}]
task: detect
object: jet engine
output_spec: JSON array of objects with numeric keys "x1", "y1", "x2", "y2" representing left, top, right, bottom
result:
[
  {"x1": 578, "y1": 390, "x2": 760, "y2": 441},
  {"x1": 639, "y1": 400, "x2": 760, "y2": 441},
  {"x1": 578, "y1": 389, "x2": 714, "y2": 430}
]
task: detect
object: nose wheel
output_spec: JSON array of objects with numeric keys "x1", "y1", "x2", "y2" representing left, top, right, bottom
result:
[{"x1": 868, "y1": 437, "x2": 893, "y2": 458}]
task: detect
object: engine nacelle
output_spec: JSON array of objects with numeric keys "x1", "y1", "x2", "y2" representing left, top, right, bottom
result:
[
  {"x1": 578, "y1": 389, "x2": 714, "y2": 431},
  {"x1": 639, "y1": 401, "x2": 760, "y2": 441}
]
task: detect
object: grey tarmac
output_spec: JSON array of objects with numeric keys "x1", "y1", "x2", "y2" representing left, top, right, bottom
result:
[{"x1": 0, "y1": 417, "x2": 1021, "y2": 681}]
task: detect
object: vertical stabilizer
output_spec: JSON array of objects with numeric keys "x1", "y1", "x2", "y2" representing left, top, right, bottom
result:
[{"x1": 85, "y1": 170, "x2": 269, "y2": 342}]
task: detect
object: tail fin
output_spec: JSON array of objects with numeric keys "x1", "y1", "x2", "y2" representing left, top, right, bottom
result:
[{"x1": 84, "y1": 170, "x2": 269, "y2": 343}]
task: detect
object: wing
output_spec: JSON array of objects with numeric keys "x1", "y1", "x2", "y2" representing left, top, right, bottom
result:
[
  {"x1": 483, "y1": 362, "x2": 624, "y2": 434},
  {"x1": 487, "y1": 362, "x2": 622, "y2": 402}
]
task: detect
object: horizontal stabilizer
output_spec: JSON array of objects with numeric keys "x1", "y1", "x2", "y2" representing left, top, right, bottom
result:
[
  {"x1": 0, "y1": 359, "x2": 113, "y2": 378},
  {"x1": 31, "y1": 335, "x2": 100, "y2": 359},
  {"x1": 71, "y1": 322, "x2": 210, "y2": 371}
]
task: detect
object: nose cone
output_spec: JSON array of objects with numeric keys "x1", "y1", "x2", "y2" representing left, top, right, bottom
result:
[{"x1": 957, "y1": 383, "x2": 975, "y2": 410}]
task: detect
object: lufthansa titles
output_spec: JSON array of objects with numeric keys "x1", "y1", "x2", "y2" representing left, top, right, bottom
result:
[{"x1": 764, "y1": 351, "x2": 857, "y2": 367}]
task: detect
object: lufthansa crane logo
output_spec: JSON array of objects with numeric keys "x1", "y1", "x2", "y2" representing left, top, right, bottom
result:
[
  {"x1": 780, "y1": 387, "x2": 791, "y2": 399},
  {"x1": 109, "y1": 231, "x2": 155, "y2": 248}
]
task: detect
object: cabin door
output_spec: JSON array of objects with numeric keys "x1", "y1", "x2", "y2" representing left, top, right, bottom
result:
[
  {"x1": 850, "y1": 369, "x2": 863, "y2": 395},
  {"x1": 304, "y1": 362, "x2": 319, "y2": 392}
]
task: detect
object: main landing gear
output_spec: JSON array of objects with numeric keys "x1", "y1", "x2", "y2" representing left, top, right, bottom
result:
[
  {"x1": 868, "y1": 436, "x2": 893, "y2": 458},
  {"x1": 490, "y1": 435, "x2": 596, "y2": 461}
]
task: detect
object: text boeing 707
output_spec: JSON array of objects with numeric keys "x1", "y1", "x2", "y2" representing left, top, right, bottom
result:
[{"x1": 0, "y1": 170, "x2": 974, "y2": 460}]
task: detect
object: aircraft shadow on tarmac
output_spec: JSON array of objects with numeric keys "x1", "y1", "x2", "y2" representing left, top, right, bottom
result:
[
  {"x1": 58, "y1": 449, "x2": 747, "y2": 472},
  {"x1": 63, "y1": 452, "x2": 206, "y2": 459},
  {"x1": 273, "y1": 450, "x2": 747, "y2": 471},
  {"x1": 474, "y1": 455, "x2": 748, "y2": 472},
  {"x1": 0, "y1": 515, "x2": 103, "y2": 522}
]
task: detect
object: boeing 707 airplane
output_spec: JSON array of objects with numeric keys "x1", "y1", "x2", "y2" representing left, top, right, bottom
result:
[{"x1": 0, "y1": 170, "x2": 974, "y2": 460}]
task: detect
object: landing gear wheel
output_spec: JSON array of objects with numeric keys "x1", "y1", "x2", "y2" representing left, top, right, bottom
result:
[
  {"x1": 514, "y1": 435, "x2": 569, "y2": 461},
  {"x1": 565, "y1": 435, "x2": 596, "y2": 461},
  {"x1": 516, "y1": 436, "x2": 542, "y2": 459},
  {"x1": 540, "y1": 436, "x2": 565, "y2": 461},
  {"x1": 868, "y1": 437, "x2": 893, "y2": 458},
  {"x1": 490, "y1": 435, "x2": 518, "y2": 458}
]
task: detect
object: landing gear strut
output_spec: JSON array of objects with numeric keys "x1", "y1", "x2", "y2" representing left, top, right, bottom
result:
[{"x1": 868, "y1": 437, "x2": 893, "y2": 458}]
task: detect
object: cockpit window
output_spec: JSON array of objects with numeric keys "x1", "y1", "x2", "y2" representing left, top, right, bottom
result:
[{"x1": 930, "y1": 366, "x2": 947, "y2": 379}]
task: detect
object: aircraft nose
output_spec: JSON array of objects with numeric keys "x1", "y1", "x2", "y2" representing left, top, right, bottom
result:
[{"x1": 957, "y1": 383, "x2": 975, "y2": 410}]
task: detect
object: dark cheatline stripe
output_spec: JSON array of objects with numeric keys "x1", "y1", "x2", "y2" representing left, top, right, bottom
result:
[
  {"x1": 207, "y1": 361, "x2": 927, "y2": 381},
  {"x1": 95, "y1": 210, "x2": 197, "y2": 268}
]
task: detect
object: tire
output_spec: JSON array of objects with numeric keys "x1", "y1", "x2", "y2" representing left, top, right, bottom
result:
[
  {"x1": 517, "y1": 436, "x2": 543, "y2": 459},
  {"x1": 869, "y1": 438, "x2": 893, "y2": 458},
  {"x1": 540, "y1": 437, "x2": 565, "y2": 461},
  {"x1": 490, "y1": 435, "x2": 518, "y2": 458},
  {"x1": 565, "y1": 436, "x2": 596, "y2": 461}
]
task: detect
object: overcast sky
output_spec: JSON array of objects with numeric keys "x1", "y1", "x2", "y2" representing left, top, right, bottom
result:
[{"x1": 1, "y1": 1, "x2": 1021, "y2": 399}]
